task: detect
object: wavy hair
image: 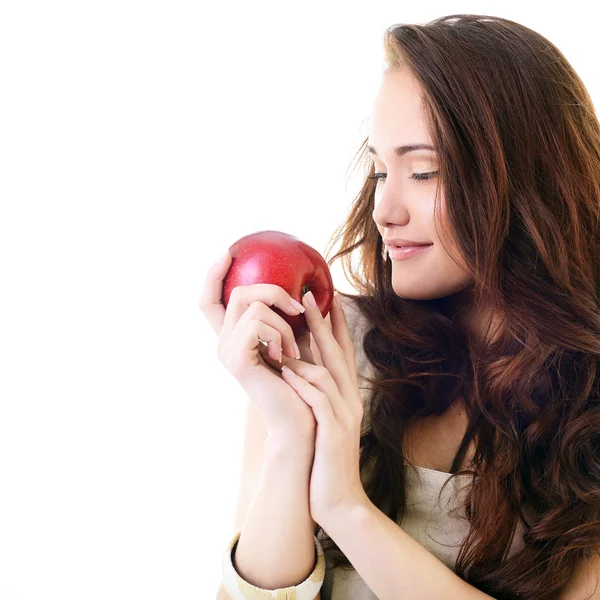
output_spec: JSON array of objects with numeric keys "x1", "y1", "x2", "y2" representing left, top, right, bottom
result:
[{"x1": 317, "y1": 14, "x2": 600, "y2": 600}]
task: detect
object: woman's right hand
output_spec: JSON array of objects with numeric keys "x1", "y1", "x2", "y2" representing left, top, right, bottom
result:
[{"x1": 199, "y1": 250, "x2": 318, "y2": 443}]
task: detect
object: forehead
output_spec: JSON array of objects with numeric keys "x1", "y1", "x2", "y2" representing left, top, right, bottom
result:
[{"x1": 368, "y1": 69, "x2": 432, "y2": 154}]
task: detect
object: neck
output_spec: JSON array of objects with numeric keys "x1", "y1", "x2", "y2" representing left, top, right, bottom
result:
[{"x1": 438, "y1": 289, "x2": 502, "y2": 349}]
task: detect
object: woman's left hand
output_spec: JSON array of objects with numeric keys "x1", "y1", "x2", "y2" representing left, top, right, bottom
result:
[{"x1": 279, "y1": 290, "x2": 369, "y2": 528}]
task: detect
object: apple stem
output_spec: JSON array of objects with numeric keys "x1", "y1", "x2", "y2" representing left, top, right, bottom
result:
[{"x1": 301, "y1": 284, "x2": 310, "y2": 297}]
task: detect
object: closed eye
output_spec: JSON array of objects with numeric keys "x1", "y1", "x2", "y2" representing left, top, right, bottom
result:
[{"x1": 367, "y1": 171, "x2": 439, "y2": 183}]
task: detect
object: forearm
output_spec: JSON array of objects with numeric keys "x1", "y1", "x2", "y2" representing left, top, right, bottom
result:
[
  {"x1": 233, "y1": 435, "x2": 317, "y2": 589},
  {"x1": 324, "y1": 499, "x2": 495, "y2": 600}
]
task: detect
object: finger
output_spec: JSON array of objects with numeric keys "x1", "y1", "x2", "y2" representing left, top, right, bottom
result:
[
  {"x1": 281, "y1": 364, "x2": 340, "y2": 429},
  {"x1": 271, "y1": 335, "x2": 316, "y2": 369},
  {"x1": 302, "y1": 290, "x2": 348, "y2": 391},
  {"x1": 252, "y1": 323, "x2": 284, "y2": 363},
  {"x1": 309, "y1": 333, "x2": 323, "y2": 367},
  {"x1": 198, "y1": 250, "x2": 232, "y2": 337},
  {"x1": 330, "y1": 294, "x2": 358, "y2": 383},
  {"x1": 330, "y1": 295, "x2": 363, "y2": 415},
  {"x1": 282, "y1": 361, "x2": 351, "y2": 425},
  {"x1": 235, "y1": 301, "x2": 302, "y2": 362},
  {"x1": 267, "y1": 333, "x2": 316, "y2": 368},
  {"x1": 296, "y1": 334, "x2": 316, "y2": 365},
  {"x1": 221, "y1": 284, "x2": 305, "y2": 351},
  {"x1": 221, "y1": 318, "x2": 284, "y2": 378}
]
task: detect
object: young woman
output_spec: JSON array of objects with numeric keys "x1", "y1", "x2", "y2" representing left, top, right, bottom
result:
[{"x1": 203, "y1": 14, "x2": 600, "y2": 600}]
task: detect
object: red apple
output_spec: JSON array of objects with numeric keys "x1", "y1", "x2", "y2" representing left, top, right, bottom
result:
[{"x1": 222, "y1": 230, "x2": 334, "y2": 338}]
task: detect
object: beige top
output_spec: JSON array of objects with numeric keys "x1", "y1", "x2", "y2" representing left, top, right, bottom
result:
[
  {"x1": 318, "y1": 465, "x2": 528, "y2": 599},
  {"x1": 317, "y1": 296, "x2": 529, "y2": 600}
]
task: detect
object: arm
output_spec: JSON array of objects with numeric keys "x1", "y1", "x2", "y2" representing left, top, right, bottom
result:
[
  {"x1": 218, "y1": 433, "x2": 322, "y2": 598},
  {"x1": 235, "y1": 433, "x2": 318, "y2": 587},
  {"x1": 322, "y1": 498, "x2": 495, "y2": 600}
]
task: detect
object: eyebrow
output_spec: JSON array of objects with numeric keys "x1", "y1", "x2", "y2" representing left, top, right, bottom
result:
[{"x1": 367, "y1": 143, "x2": 436, "y2": 157}]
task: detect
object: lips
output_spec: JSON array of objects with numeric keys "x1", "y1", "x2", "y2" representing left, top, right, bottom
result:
[
  {"x1": 386, "y1": 243, "x2": 433, "y2": 249},
  {"x1": 386, "y1": 243, "x2": 433, "y2": 261}
]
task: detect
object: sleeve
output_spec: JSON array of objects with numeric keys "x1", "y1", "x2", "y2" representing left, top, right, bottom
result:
[{"x1": 221, "y1": 527, "x2": 326, "y2": 600}]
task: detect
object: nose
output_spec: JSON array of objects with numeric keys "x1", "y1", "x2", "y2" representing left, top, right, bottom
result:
[{"x1": 372, "y1": 180, "x2": 410, "y2": 230}]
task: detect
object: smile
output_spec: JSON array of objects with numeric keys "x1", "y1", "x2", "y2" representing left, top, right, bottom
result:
[{"x1": 386, "y1": 244, "x2": 433, "y2": 261}]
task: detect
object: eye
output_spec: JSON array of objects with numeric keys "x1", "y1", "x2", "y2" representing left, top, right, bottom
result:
[
  {"x1": 412, "y1": 171, "x2": 439, "y2": 181},
  {"x1": 367, "y1": 171, "x2": 439, "y2": 183},
  {"x1": 367, "y1": 172, "x2": 387, "y2": 182}
]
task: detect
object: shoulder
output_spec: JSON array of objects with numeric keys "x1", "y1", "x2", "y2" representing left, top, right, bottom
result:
[
  {"x1": 337, "y1": 293, "x2": 377, "y2": 407},
  {"x1": 556, "y1": 551, "x2": 600, "y2": 599},
  {"x1": 337, "y1": 293, "x2": 372, "y2": 345}
]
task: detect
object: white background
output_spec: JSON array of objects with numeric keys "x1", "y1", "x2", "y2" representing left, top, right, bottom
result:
[{"x1": 0, "y1": 2, "x2": 596, "y2": 598}]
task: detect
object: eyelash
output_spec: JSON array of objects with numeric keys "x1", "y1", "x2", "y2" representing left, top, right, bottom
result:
[{"x1": 367, "y1": 171, "x2": 439, "y2": 182}]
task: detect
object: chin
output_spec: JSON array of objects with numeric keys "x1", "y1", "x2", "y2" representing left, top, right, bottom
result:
[
  {"x1": 392, "y1": 278, "x2": 472, "y2": 302},
  {"x1": 392, "y1": 287, "x2": 445, "y2": 301}
]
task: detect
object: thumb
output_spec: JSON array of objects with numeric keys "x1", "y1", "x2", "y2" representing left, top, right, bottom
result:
[{"x1": 199, "y1": 249, "x2": 232, "y2": 336}]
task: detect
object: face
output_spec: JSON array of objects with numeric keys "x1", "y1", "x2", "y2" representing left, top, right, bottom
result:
[{"x1": 369, "y1": 67, "x2": 473, "y2": 301}]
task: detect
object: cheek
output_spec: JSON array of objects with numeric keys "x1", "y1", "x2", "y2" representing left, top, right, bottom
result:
[
  {"x1": 428, "y1": 245, "x2": 474, "y2": 292},
  {"x1": 436, "y1": 198, "x2": 459, "y2": 246},
  {"x1": 433, "y1": 236, "x2": 471, "y2": 278},
  {"x1": 434, "y1": 210, "x2": 470, "y2": 273}
]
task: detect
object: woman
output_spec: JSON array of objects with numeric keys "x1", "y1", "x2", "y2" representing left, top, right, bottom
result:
[{"x1": 203, "y1": 14, "x2": 600, "y2": 600}]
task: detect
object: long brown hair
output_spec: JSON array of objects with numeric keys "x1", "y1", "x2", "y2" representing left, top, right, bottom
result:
[{"x1": 318, "y1": 14, "x2": 600, "y2": 600}]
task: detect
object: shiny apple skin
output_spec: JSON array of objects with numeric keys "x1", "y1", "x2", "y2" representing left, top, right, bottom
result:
[{"x1": 222, "y1": 230, "x2": 334, "y2": 338}]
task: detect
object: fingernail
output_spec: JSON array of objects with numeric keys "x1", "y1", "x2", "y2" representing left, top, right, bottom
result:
[
  {"x1": 290, "y1": 298, "x2": 305, "y2": 313},
  {"x1": 281, "y1": 365, "x2": 296, "y2": 378},
  {"x1": 293, "y1": 341, "x2": 301, "y2": 360},
  {"x1": 304, "y1": 291, "x2": 317, "y2": 308}
]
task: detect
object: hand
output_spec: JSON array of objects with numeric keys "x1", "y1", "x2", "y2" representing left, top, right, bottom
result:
[
  {"x1": 279, "y1": 290, "x2": 370, "y2": 527},
  {"x1": 199, "y1": 250, "x2": 318, "y2": 441}
]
